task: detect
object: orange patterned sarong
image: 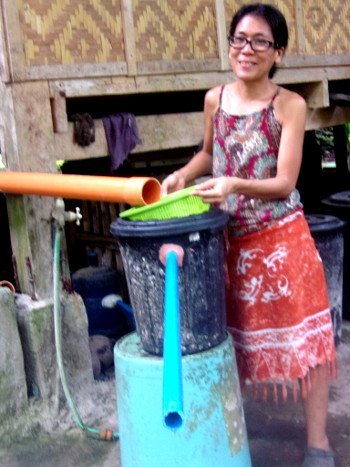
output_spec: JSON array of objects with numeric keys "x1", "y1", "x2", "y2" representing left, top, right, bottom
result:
[{"x1": 226, "y1": 212, "x2": 336, "y2": 399}]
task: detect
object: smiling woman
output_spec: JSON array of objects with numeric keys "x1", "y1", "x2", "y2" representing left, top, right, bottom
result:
[{"x1": 161, "y1": 3, "x2": 337, "y2": 467}]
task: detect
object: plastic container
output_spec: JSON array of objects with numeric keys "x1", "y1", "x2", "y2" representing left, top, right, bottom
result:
[
  {"x1": 114, "y1": 332, "x2": 251, "y2": 467},
  {"x1": 119, "y1": 186, "x2": 210, "y2": 221},
  {"x1": 320, "y1": 191, "x2": 350, "y2": 320},
  {"x1": 72, "y1": 262, "x2": 133, "y2": 338},
  {"x1": 305, "y1": 214, "x2": 346, "y2": 345},
  {"x1": 110, "y1": 208, "x2": 229, "y2": 355}
]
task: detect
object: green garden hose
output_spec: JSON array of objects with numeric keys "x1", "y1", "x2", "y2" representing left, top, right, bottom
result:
[{"x1": 53, "y1": 223, "x2": 119, "y2": 441}]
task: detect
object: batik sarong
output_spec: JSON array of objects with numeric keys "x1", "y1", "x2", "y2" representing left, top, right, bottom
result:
[{"x1": 226, "y1": 211, "x2": 336, "y2": 400}]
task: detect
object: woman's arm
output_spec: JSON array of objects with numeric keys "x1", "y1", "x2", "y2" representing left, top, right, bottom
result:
[
  {"x1": 161, "y1": 87, "x2": 220, "y2": 195},
  {"x1": 192, "y1": 89, "x2": 307, "y2": 203}
]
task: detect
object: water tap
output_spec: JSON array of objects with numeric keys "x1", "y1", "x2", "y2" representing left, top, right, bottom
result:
[{"x1": 52, "y1": 198, "x2": 83, "y2": 226}]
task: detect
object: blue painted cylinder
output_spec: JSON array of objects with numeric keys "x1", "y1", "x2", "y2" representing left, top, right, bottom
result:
[{"x1": 114, "y1": 332, "x2": 251, "y2": 467}]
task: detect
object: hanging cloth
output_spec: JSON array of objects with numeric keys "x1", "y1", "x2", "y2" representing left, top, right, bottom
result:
[{"x1": 102, "y1": 113, "x2": 142, "y2": 171}]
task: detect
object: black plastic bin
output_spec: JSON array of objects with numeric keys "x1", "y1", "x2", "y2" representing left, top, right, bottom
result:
[
  {"x1": 320, "y1": 191, "x2": 350, "y2": 320},
  {"x1": 72, "y1": 262, "x2": 133, "y2": 338},
  {"x1": 110, "y1": 208, "x2": 229, "y2": 356},
  {"x1": 305, "y1": 214, "x2": 346, "y2": 346}
]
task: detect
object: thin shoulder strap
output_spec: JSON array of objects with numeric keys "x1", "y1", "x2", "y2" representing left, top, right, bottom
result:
[
  {"x1": 271, "y1": 86, "x2": 281, "y2": 103},
  {"x1": 219, "y1": 85, "x2": 225, "y2": 105}
]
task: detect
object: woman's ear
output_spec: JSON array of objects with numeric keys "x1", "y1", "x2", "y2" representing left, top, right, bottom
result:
[{"x1": 274, "y1": 47, "x2": 285, "y2": 65}]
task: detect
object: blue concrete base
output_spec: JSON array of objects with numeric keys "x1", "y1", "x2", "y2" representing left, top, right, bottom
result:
[{"x1": 114, "y1": 332, "x2": 251, "y2": 467}]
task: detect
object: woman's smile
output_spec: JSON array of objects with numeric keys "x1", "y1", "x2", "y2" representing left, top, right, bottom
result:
[{"x1": 229, "y1": 14, "x2": 282, "y2": 81}]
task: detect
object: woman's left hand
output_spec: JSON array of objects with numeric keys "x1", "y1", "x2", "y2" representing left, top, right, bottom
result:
[{"x1": 191, "y1": 177, "x2": 236, "y2": 204}]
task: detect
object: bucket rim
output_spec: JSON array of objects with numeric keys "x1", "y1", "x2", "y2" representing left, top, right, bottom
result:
[{"x1": 110, "y1": 207, "x2": 229, "y2": 238}]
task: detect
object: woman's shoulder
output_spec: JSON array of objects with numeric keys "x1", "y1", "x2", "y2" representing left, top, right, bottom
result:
[
  {"x1": 203, "y1": 85, "x2": 224, "y2": 114},
  {"x1": 205, "y1": 85, "x2": 223, "y2": 102},
  {"x1": 277, "y1": 86, "x2": 307, "y2": 110},
  {"x1": 275, "y1": 86, "x2": 307, "y2": 123}
]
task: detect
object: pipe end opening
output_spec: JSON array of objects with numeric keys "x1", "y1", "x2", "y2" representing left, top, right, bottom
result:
[
  {"x1": 164, "y1": 412, "x2": 184, "y2": 430},
  {"x1": 142, "y1": 178, "x2": 161, "y2": 205}
]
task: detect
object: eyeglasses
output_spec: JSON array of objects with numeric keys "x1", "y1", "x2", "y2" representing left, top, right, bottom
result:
[{"x1": 228, "y1": 35, "x2": 275, "y2": 52}]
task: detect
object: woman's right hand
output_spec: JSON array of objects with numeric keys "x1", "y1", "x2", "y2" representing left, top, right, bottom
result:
[{"x1": 161, "y1": 171, "x2": 186, "y2": 196}]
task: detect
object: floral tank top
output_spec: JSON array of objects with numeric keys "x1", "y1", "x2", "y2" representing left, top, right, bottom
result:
[{"x1": 213, "y1": 85, "x2": 302, "y2": 236}]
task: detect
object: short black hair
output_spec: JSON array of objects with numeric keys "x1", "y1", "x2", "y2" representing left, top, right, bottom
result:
[{"x1": 229, "y1": 3, "x2": 288, "y2": 78}]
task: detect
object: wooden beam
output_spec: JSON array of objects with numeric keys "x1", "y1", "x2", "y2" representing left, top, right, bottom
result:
[
  {"x1": 121, "y1": 0, "x2": 137, "y2": 76},
  {"x1": 54, "y1": 112, "x2": 204, "y2": 161},
  {"x1": 137, "y1": 58, "x2": 221, "y2": 75},
  {"x1": 306, "y1": 107, "x2": 350, "y2": 131},
  {"x1": 53, "y1": 102, "x2": 350, "y2": 163},
  {"x1": 283, "y1": 55, "x2": 350, "y2": 68},
  {"x1": 51, "y1": 90, "x2": 68, "y2": 133},
  {"x1": 14, "y1": 52, "x2": 350, "y2": 83},
  {"x1": 27, "y1": 62, "x2": 128, "y2": 81},
  {"x1": 276, "y1": 67, "x2": 327, "y2": 84},
  {"x1": 287, "y1": 80, "x2": 329, "y2": 109},
  {"x1": 326, "y1": 66, "x2": 350, "y2": 81},
  {"x1": 49, "y1": 62, "x2": 350, "y2": 99}
]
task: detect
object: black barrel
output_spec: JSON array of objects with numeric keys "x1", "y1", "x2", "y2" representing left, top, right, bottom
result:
[
  {"x1": 320, "y1": 191, "x2": 350, "y2": 320},
  {"x1": 305, "y1": 214, "x2": 346, "y2": 346},
  {"x1": 72, "y1": 261, "x2": 131, "y2": 338},
  {"x1": 110, "y1": 208, "x2": 229, "y2": 356}
]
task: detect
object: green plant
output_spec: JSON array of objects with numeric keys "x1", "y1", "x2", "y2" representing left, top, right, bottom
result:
[
  {"x1": 345, "y1": 123, "x2": 350, "y2": 149},
  {"x1": 315, "y1": 127, "x2": 334, "y2": 151}
]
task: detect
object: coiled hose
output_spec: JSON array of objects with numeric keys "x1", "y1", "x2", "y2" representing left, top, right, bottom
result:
[{"x1": 53, "y1": 223, "x2": 119, "y2": 441}]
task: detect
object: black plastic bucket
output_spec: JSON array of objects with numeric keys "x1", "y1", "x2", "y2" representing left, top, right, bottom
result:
[
  {"x1": 72, "y1": 265, "x2": 133, "y2": 338},
  {"x1": 320, "y1": 191, "x2": 350, "y2": 320},
  {"x1": 305, "y1": 214, "x2": 346, "y2": 346},
  {"x1": 110, "y1": 208, "x2": 229, "y2": 356}
]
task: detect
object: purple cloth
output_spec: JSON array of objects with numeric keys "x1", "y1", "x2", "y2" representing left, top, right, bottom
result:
[{"x1": 102, "y1": 113, "x2": 142, "y2": 171}]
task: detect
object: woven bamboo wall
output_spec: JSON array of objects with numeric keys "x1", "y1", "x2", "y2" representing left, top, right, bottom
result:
[
  {"x1": 12, "y1": 0, "x2": 350, "y2": 73},
  {"x1": 17, "y1": 0, "x2": 125, "y2": 66},
  {"x1": 133, "y1": 0, "x2": 218, "y2": 61},
  {"x1": 302, "y1": 0, "x2": 350, "y2": 55}
]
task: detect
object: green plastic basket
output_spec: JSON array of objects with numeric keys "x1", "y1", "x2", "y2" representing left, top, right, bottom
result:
[{"x1": 119, "y1": 186, "x2": 210, "y2": 221}]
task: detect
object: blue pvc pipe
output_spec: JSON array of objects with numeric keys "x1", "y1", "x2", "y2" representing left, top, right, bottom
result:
[{"x1": 162, "y1": 250, "x2": 184, "y2": 429}]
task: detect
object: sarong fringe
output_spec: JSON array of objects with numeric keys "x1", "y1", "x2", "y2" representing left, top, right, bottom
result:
[{"x1": 240, "y1": 359, "x2": 337, "y2": 403}]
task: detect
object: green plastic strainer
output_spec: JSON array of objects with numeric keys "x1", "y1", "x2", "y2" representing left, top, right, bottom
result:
[{"x1": 119, "y1": 186, "x2": 210, "y2": 221}]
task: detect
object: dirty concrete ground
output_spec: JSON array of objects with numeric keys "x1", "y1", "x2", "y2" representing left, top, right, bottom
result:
[{"x1": 1, "y1": 321, "x2": 349, "y2": 467}]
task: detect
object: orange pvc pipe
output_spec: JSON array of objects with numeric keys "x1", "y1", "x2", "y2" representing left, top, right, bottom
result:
[{"x1": 0, "y1": 172, "x2": 161, "y2": 206}]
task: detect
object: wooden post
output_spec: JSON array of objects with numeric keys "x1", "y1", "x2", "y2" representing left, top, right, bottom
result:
[
  {"x1": 121, "y1": 0, "x2": 137, "y2": 76},
  {"x1": 294, "y1": 0, "x2": 306, "y2": 54},
  {"x1": 6, "y1": 81, "x2": 58, "y2": 299},
  {"x1": 215, "y1": 0, "x2": 230, "y2": 71},
  {"x1": 0, "y1": 0, "x2": 26, "y2": 81}
]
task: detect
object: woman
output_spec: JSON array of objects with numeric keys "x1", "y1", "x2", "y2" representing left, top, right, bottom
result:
[{"x1": 161, "y1": 4, "x2": 336, "y2": 467}]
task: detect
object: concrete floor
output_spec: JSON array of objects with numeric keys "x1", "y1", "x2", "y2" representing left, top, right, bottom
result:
[{"x1": 1, "y1": 322, "x2": 349, "y2": 467}]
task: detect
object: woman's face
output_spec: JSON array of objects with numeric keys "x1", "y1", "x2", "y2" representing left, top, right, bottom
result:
[{"x1": 229, "y1": 14, "x2": 284, "y2": 82}]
